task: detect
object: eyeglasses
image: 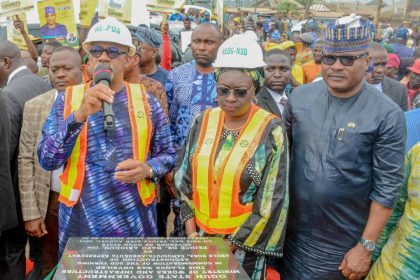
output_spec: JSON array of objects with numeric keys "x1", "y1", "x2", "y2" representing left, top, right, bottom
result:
[
  {"x1": 322, "y1": 53, "x2": 368, "y2": 66},
  {"x1": 89, "y1": 46, "x2": 127, "y2": 59},
  {"x1": 216, "y1": 86, "x2": 251, "y2": 98}
]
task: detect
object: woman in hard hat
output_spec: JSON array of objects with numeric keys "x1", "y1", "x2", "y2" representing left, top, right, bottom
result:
[{"x1": 174, "y1": 34, "x2": 289, "y2": 280}]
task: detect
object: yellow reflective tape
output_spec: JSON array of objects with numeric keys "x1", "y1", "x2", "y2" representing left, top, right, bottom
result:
[
  {"x1": 60, "y1": 85, "x2": 86, "y2": 201},
  {"x1": 127, "y1": 83, "x2": 156, "y2": 204},
  {"x1": 195, "y1": 108, "x2": 222, "y2": 218},
  {"x1": 267, "y1": 130, "x2": 289, "y2": 250},
  {"x1": 218, "y1": 109, "x2": 271, "y2": 218},
  {"x1": 243, "y1": 126, "x2": 284, "y2": 248},
  {"x1": 195, "y1": 208, "x2": 251, "y2": 230},
  {"x1": 128, "y1": 83, "x2": 148, "y2": 161}
]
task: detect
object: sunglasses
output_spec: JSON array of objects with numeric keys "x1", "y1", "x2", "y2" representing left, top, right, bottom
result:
[
  {"x1": 89, "y1": 46, "x2": 127, "y2": 59},
  {"x1": 216, "y1": 86, "x2": 250, "y2": 98},
  {"x1": 322, "y1": 53, "x2": 368, "y2": 66}
]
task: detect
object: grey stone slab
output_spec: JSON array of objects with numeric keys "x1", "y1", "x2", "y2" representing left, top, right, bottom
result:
[{"x1": 54, "y1": 237, "x2": 250, "y2": 280}]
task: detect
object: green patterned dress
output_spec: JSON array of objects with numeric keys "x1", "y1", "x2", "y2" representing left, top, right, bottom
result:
[
  {"x1": 367, "y1": 142, "x2": 420, "y2": 280},
  {"x1": 174, "y1": 110, "x2": 289, "y2": 280}
]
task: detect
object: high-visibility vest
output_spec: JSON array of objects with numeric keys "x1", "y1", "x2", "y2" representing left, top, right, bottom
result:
[
  {"x1": 59, "y1": 82, "x2": 156, "y2": 207},
  {"x1": 192, "y1": 105, "x2": 276, "y2": 234}
]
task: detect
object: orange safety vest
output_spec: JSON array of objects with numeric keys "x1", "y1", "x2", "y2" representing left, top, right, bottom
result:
[
  {"x1": 59, "y1": 82, "x2": 156, "y2": 207},
  {"x1": 192, "y1": 105, "x2": 275, "y2": 234}
]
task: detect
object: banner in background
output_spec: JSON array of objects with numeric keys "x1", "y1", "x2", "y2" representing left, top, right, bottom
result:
[
  {"x1": 146, "y1": 0, "x2": 185, "y2": 14},
  {"x1": 6, "y1": 13, "x2": 28, "y2": 50},
  {"x1": 80, "y1": 0, "x2": 98, "y2": 27},
  {"x1": 0, "y1": 0, "x2": 34, "y2": 17},
  {"x1": 37, "y1": 0, "x2": 78, "y2": 47},
  {"x1": 98, "y1": 0, "x2": 132, "y2": 24}
]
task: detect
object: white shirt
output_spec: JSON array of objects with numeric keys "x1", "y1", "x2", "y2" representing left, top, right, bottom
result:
[
  {"x1": 7, "y1": 65, "x2": 27, "y2": 85},
  {"x1": 372, "y1": 82, "x2": 383, "y2": 93},
  {"x1": 267, "y1": 87, "x2": 288, "y2": 115},
  {"x1": 51, "y1": 90, "x2": 63, "y2": 193}
]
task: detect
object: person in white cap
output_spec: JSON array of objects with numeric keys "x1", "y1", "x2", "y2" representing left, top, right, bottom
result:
[
  {"x1": 175, "y1": 33, "x2": 289, "y2": 279},
  {"x1": 38, "y1": 17, "x2": 176, "y2": 257}
]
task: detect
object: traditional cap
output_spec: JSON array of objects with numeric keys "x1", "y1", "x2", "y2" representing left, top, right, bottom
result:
[
  {"x1": 263, "y1": 43, "x2": 278, "y2": 52},
  {"x1": 325, "y1": 13, "x2": 372, "y2": 53},
  {"x1": 45, "y1": 6, "x2": 55, "y2": 15},
  {"x1": 134, "y1": 26, "x2": 162, "y2": 49},
  {"x1": 387, "y1": 53, "x2": 400, "y2": 68},
  {"x1": 300, "y1": 32, "x2": 314, "y2": 44},
  {"x1": 407, "y1": 59, "x2": 420, "y2": 75},
  {"x1": 278, "y1": 40, "x2": 296, "y2": 50}
]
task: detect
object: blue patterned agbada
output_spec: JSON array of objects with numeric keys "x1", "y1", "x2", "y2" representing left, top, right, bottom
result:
[
  {"x1": 166, "y1": 60, "x2": 218, "y2": 151},
  {"x1": 38, "y1": 86, "x2": 176, "y2": 256}
]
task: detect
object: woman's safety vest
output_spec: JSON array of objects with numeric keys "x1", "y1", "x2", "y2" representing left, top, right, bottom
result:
[
  {"x1": 59, "y1": 82, "x2": 156, "y2": 207},
  {"x1": 192, "y1": 105, "x2": 275, "y2": 234}
]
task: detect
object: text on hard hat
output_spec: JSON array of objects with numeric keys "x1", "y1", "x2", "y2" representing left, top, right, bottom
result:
[
  {"x1": 95, "y1": 25, "x2": 121, "y2": 35},
  {"x1": 222, "y1": 48, "x2": 248, "y2": 56}
]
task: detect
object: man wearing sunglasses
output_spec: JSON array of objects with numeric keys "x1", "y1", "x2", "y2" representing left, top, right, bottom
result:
[
  {"x1": 38, "y1": 17, "x2": 176, "y2": 257},
  {"x1": 276, "y1": 15, "x2": 406, "y2": 280}
]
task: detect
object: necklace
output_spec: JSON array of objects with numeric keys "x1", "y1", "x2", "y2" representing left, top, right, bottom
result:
[{"x1": 223, "y1": 122, "x2": 246, "y2": 131}]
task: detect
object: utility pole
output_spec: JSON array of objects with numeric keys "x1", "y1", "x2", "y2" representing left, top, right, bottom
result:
[
  {"x1": 374, "y1": 0, "x2": 382, "y2": 28},
  {"x1": 403, "y1": 0, "x2": 411, "y2": 20}
]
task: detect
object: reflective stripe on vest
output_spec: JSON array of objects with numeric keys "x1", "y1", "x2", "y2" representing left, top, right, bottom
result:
[
  {"x1": 192, "y1": 105, "x2": 275, "y2": 234},
  {"x1": 59, "y1": 84, "x2": 89, "y2": 207},
  {"x1": 126, "y1": 82, "x2": 156, "y2": 206},
  {"x1": 59, "y1": 83, "x2": 156, "y2": 207}
]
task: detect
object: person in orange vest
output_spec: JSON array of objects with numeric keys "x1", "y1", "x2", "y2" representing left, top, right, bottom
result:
[
  {"x1": 37, "y1": 17, "x2": 176, "y2": 257},
  {"x1": 295, "y1": 32, "x2": 314, "y2": 66},
  {"x1": 302, "y1": 40, "x2": 324, "y2": 83},
  {"x1": 174, "y1": 33, "x2": 289, "y2": 280}
]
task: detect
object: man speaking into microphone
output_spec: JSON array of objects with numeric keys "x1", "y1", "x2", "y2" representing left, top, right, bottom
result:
[{"x1": 37, "y1": 17, "x2": 176, "y2": 256}]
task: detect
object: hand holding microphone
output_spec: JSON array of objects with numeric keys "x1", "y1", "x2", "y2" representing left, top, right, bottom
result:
[{"x1": 74, "y1": 65, "x2": 115, "y2": 130}]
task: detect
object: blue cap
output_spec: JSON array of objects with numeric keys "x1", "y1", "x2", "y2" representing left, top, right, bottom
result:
[
  {"x1": 396, "y1": 27, "x2": 408, "y2": 39},
  {"x1": 45, "y1": 6, "x2": 55, "y2": 15},
  {"x1": 325, "y1": 15, "x2": 371, "y2": 53},
  {"x1": 134, "y1": 26, "x2": 162, "y2": 49}
]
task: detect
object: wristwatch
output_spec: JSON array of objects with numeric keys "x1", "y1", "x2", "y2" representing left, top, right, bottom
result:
[
  {"x1": 359, "y1": 238, "x2": 375, "y2": 252},
  {"x1": 148, "y1": 164, "x2": 154, "y2": 179}
]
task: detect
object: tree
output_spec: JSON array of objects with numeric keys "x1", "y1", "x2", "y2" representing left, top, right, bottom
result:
[
  {"x1": 295, "y1": 0, "x2": 315, "y2": 18},
  {"x1": 277, "y1": 0, "x2": 299, "y2": 17}
]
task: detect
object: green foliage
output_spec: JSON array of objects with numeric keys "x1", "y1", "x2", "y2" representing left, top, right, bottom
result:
[{"x1": 277, "y1": 0, "x2": 299, "y2": 17}]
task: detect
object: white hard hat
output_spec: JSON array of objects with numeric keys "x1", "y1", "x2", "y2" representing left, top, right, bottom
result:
[
  {"x1": 82, "y1": 17, "x2": 136, "y2": 56},
  {"x1": 213, "y1": 34, "x2": 265, "y2": 69},
  {"x1": 244, "y1": 30, "x2": 258, "y2": 42}
]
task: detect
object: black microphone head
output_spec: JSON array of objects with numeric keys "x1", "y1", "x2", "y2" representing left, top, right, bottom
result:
[{"x1": 93, "y1": 65, "x2": 113, "y2": 85}]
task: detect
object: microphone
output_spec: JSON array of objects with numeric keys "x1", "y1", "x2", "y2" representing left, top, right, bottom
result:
[{"x1": 93, "y1": 65, "x2": 114, "y2": 131}]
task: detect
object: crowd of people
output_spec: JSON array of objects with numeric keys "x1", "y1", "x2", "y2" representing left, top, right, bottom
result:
[{"x1": 0, "y1": 8, "x2": 419, "y2": 280}]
